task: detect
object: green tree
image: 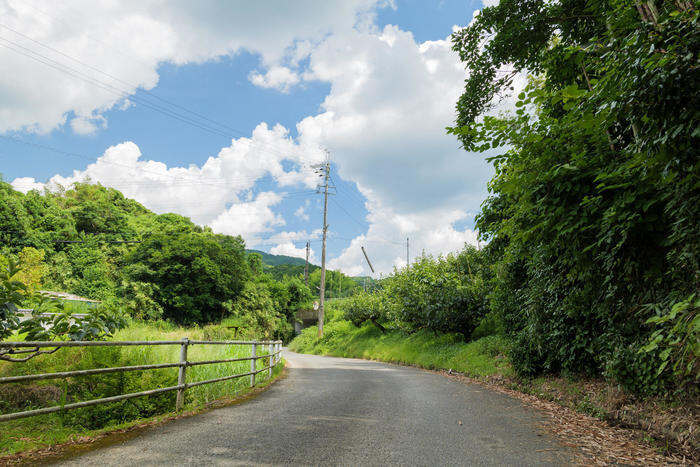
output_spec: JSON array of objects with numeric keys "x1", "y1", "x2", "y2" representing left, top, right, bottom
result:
[
  {"x1": 229, "y1": 282, "x2": 290, "y2": 339},
  {"x1": 125, "y1": 233, "x2": 249, "y2": 324},
  {"x1": 449, "y1": 0, "x2": 698, "y2": 392},
  {"x1": 342, "y1": 289, "x2": 391, "y2": 333},
  {"x1": 384, "y1": 250, "x2": 488, "y2": 338},
  {"x1": 1, "y1": 257, "x2": 126, "y2": 358}
]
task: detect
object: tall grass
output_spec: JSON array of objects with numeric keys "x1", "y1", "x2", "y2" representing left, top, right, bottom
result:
[
  {"x1": 0, "y1": 320, "x2": 281, "y2": 456},
  {"x1": 289, "y1": 320, "x2": 513, "y2": 378}
]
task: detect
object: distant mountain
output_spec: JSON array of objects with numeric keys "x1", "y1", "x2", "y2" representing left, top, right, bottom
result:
[{"x1": 246, "y1": 249, "x2": 312, "y2": 267}]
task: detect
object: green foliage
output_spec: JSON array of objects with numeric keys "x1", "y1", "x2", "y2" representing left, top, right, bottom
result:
[
  {"x1": 308, "y1": 268, "x2": 359, "y2": 299},
  {"x1": 327, "y1": 245, "x2": 490, "y2": 339},
  {"x1": 290, "y1": 323, "x2": 512, "y2": 378},
  {"x1": 227, "y1": 281, "x2": 289, "y2": 339},
  {"x1": 384, "y1": 247, "x2": 489, "y2": 337},
  {"x1": 0, "y1": 321, "x2": 283, "y2": 454},
  {"x1": 340, "y1": 290, "x2": 390, "y2": 332},
  {"x1": 639, "y1": 295, "x2": 699, "y2": 389},
  {"x1": 247, "y1": 252, "x2": 263, "y2": 276},
  {"x1": 117, "y1": 280, "x2": 163, "y2": 320},
  {"x1": 449, "y1": 0, "x2": 699, "y2": 394},
  {"x1": 125, "y1": 233, "x2": 249, "y2": 324},
  {"x1": 0, "y1": 257, "x2": 126, "y2": 345}
]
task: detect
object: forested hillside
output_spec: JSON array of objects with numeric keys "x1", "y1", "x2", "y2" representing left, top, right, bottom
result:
[
  {"x1": 247, "y1": 249, "x2": 310, "y2": 267},
  {"x1": 0, "y1": 180, "x2": 318, "y2": 339}
]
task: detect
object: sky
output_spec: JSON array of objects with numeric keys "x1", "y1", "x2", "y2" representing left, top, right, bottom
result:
[{"x1": 0, "y1": 0, "x2": 510, "y2": 277}]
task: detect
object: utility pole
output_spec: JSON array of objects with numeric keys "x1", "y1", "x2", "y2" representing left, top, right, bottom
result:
[
  {"x1": 406, "y1": 237, "x2": 409, "y2": 267},
  {"x1": 304, "y1": 241, "x2": 310, "y2": 286},
  {"x1": 313, "y1": 151, "x2": 333, "y2": 337}
]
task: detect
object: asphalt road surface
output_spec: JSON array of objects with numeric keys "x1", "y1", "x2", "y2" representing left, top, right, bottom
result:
[{"x1": 61, "y1": 350, "x2": 574, "y2": 465}]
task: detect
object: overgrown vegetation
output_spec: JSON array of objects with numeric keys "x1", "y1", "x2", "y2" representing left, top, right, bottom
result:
[
  {"x1": 0, "y1": 320, "x2": 283, "y2": 456},
  {"x1": 291, "y1": 321, "x2": 512, "y2": 378},
  {"x1": 444, "y1": 0, "x2": 698, "y2": 395},
  {"x1": 295, "y1": 1, "x2": 699, "y2": 401},
  {"x1": 0, "y1": 181, "x2": 323, "y2": 340},
  {"x1": 0, "y1": 181, "x2": 308, "y2": 454}
]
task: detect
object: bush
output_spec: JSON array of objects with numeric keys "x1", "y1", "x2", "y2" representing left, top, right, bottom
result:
[
  {"x1": 449, "y1": 0, "x2": 699, "y2": 396},
  {"x1": 384, "y1": 250, "x2": 488, "y2": 338},
  {"x1": 341, "y1": 291, "x2": 391, "y2": 332},
  {"x1": 228, "y1": 282, "x2": 290, "y2": 340}
]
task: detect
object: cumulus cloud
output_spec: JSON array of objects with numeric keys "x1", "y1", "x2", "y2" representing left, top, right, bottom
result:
[
  {"x1": 10, "y1": 177, "x2": 45, "y2": 193},
  {"x1": 15, "y1": 124, "x2": 325, "y2": 246},
  {"x1": 210, "y1": 192, "x2": 285, "y2": 241},
  {"x1": 249, "y1": 66, "x2": 300, "y2": 93},
  {"x1": 7, "y1": 3, "x2": 522, "y2": 275},
  {"x1": 0, "y1": 0, "x2": 386, "y2": 133},
  {"x1": 69, "y1": 114, "x2": 107, "y2": 135},
  {"x1": 297, "y1": 26, "x2": 494, "y2": 213},
  {"x1": 270, "y1": 241, "x2": 316, "y2": 263},
  {"x1": 328, "y1": 204, "x2": 479, "y2": 276},
  {"x1": 292, "y1": 25, "x2": 512, "y2": 273}
]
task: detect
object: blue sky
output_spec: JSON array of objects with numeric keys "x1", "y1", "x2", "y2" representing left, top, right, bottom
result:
[{"x1": 1, "y1": 0, "x2": 497, "y2": 275}]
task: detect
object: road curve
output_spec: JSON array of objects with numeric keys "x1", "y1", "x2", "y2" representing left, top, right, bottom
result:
[{"x1": 61, "y1": 350, "x2": 573, "y2": 465}]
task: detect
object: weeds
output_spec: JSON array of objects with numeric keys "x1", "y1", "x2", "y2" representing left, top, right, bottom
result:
[{"x1": 0, "y1": 320, "x2": 282, "y2": 456}]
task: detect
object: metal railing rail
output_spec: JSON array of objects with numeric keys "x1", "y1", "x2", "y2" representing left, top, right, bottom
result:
[{"x1": 0, "y1": 338, "x2": 283, "y2": 422}]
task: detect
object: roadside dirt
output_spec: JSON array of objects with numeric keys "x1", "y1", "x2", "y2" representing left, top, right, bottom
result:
[{"x1": 438, "y1": 370, "x2": 698, "y2": 465}]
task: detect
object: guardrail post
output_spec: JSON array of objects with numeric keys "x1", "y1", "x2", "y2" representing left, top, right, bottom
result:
[
  {"x1": 268, "y1": 343, "x2": 273, "y2": 378},
  {"x1": 250, "y1": 342, "x2": 257, "y2": 387},
  {"x1": 176, "y1": 337, "x2": 189, "y2": 411}
]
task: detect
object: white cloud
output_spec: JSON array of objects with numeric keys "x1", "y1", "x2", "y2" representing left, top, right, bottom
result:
[
  {"x1": 17, "y1": 124, "x2": 324, "y2": 240},
  {"x1": 0, "y1": 0, "x2": 386, "y2": 133},
  {"x1": 6, "y1": 4, "x2": 522, "y2": 275},
  {"x1": 270, "y1": 241, "x2": 316, "y2": 263},
  {"x1": 249, "y1": 66, "x2": 300, "y2": 93},
  {"x1": 293, "y1": 25, "x2": 510, "y2": 273},
  {"x1": 69, "y1": 114, "x2": 107, "y2": 135},
  {"x1": 210, "y1": 192, "x2": 285, "y2": 242},
  {"x1": 297, "y1": 26, "x2": 494, "y2": 213},
  {"x1": 10, "y1": 177, "x2": 44, "y2": 193},
  {"x1": 328, "y1": 204, "x2": 479, "y2": 276},
  {"x1": 294, "y1": 200, "x2": 310, "y2": 221}
]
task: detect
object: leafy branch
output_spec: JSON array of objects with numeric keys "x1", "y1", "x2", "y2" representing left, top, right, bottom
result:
[{"x1": 0, "y1": 257, "x2": 126, "y2": 362}]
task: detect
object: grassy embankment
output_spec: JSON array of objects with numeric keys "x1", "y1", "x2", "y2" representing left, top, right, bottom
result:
[
  {"x1": 290, "y1": 320, "x2": 698, "y2": 457},
  {"x1": 0, "y1": 320, "x2": 283, "y2": 457},
  {"x1": 290, "y1": 320, "x2": 512, "y2": 377}
]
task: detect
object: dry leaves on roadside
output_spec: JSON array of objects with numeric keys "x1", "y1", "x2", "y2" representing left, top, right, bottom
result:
[{"x1": 440, "y1": 371, "x2": 696, "y2": 466}]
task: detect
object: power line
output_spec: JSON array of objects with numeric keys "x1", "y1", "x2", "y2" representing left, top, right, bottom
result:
[
  {"x1": 0, "y1": 38, "x2": 242, "y2": 142},
  {"x1": 0, "y1": 135, "x2": 316, "y2": 191},
  {"x1": 330, "y1": 175, "x2": 368, "y2": 211},
  {"x1": 0, "y1": 23, "x2": 298, "y2": 161},
  {"x1": 0, "y1": 38, "x2": 318, "y2": 175}
]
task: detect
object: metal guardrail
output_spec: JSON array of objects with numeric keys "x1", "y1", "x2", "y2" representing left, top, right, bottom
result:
[{"x1": 0, "y1": 338, "x2": 283, "y2": 422}]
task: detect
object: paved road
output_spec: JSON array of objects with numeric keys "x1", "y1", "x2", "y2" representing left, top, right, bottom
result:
[{"x1": 62, "y1": 351, "x2": 573, "y2": 465}]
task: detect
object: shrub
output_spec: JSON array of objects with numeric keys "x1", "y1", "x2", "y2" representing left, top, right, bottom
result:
[
  {"x1": 384, "y1": 251, "x2": 488, "y2": 338},
  {"x1": 342, "y1": 290, "x2": 391, "y2": 332}
]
